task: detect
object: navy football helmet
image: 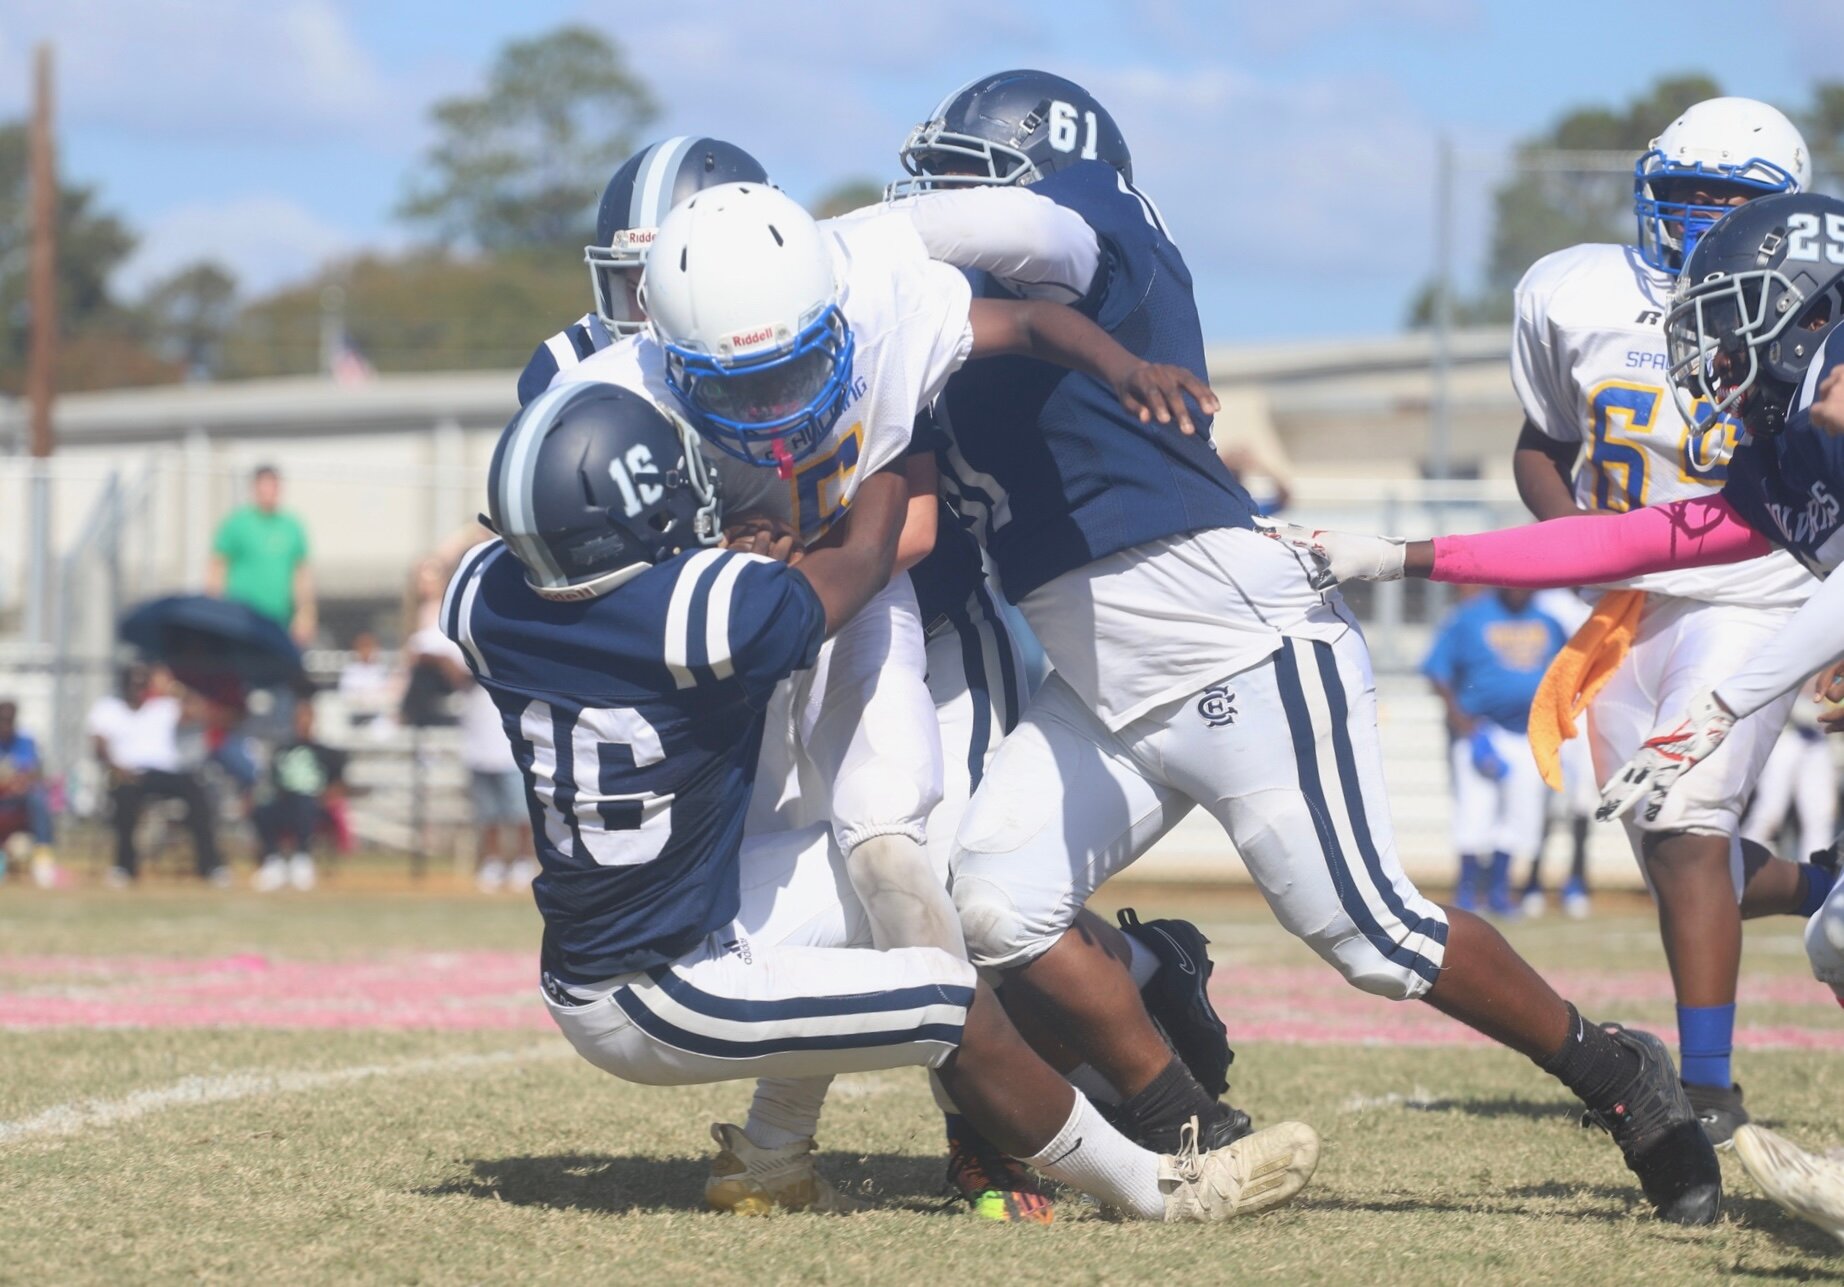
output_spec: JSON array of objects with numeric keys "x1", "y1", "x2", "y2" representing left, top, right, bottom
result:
[
  {"x1": 586, "y1": 137, "x2": 770, "y2": 336},
  {"x1": 888, "y1": 69, "x2": 1131, "y2": 199},
  {"x1": 487, "y1": 383, "x2": 721, "y2": 601},
  {"x1": 1666, "y1": 192, "x2": 1844, "y2": 443}
]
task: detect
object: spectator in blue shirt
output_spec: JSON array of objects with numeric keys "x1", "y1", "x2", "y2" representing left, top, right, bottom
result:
[
  {"x1": 0, "y1": 700, "x2": 54, "y2": 876},
  {"x1": 1423, "y1": 588, "x2": 1568, "y2": 916}
]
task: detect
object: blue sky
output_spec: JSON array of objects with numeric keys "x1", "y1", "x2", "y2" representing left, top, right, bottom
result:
[{"x1": 1, "y1": 0, "x2": 1840, "y2": 343}]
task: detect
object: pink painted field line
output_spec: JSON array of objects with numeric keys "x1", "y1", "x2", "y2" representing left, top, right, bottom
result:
[{"x1": 2, "y1": 954, "x2": 1842, "y2": 1047}]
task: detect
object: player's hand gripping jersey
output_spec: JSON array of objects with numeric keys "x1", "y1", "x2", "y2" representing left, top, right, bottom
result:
[
  {"x1": 1512, "y1": 243, "x2": 1811, "y2": 607},
  {"x1": 556, "y1": 208, "x2": 974, "y2": 544},
  {"x1": 441, "y1": 541, "x2": 825, "y2": 988}
]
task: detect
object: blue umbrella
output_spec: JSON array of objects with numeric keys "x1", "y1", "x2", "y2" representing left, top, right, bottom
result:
[{"x1": 118, "y1": 595, "x2": 303, "y2": 691}]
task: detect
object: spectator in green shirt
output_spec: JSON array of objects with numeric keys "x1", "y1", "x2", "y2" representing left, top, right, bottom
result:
[{"x1": 207, "y1": 465, "x2": 317, "y2": 644}]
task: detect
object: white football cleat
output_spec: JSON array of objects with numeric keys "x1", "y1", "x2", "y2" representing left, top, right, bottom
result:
[
  {"x1": 704, "y1": 1122, "x2": 865, "y2": 1215},
  {"x1": 1734, "y1": 1124, "x2": 1844, "y2": 1245},
  {"x1": 287, "y1": 852, "x2": 317, "y2": 891},
  {"x1": 1159, "y1": 1118, "x2": 1320, "y2": 1222},
  {"x1": 253, "y1": 855, "x2": 288, "y2": 893}
]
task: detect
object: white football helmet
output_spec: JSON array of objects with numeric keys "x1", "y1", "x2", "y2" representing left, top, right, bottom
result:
[
  {"x1": 640, "y1": 183, "x2": 854, "y2": 472},
  {"x1": 1635, "y1": 96, "x2": 1809, "y2": 274}
]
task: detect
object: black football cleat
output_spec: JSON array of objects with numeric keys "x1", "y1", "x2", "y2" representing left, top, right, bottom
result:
[
  {"x1": 1581, "y1": 1025, "x2": 1722, "y2": 1225},
  {"x1": 1118, "y1": 908, "x2": 1234, "y2": 1098},
  {"x1": 1126, "y1": 1097, "x2": 1253, "y2": 1156},
  {"x1": 1683, "y1": 1080, "x2": 1749, "y2": 1148}
]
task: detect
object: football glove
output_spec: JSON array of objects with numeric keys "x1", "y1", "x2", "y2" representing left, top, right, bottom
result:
[
  {"x1": 1468, "y1": 728, "x2": 1508, "y2": 781},
  {"x1": 1596, "y1": 690, "x2": 1736, "y2": 823},
  {"x1": 1264, "y1": 522, "x2": 1407, "y2": 592}
]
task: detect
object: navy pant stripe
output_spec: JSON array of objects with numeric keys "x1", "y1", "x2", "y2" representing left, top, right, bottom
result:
[
  {"x1": 644, "y1": 965, "x2": 975, "y2": 1023},
  {"x1": 1310, "y1": 640, "x2": 1449, "y2": 949},
  {"x1": 614, "y1": 991, "x2": 965, "y2": 1060},
  {"x1": 1273, "y1": 642, "x2": 1440, "y2": 985},
  {"x1": 945, "y1": 600, "x2": 994, "y2": 790},
  {"x1": 973, "y1": 582, "x2": 1022, "y2": 732}
]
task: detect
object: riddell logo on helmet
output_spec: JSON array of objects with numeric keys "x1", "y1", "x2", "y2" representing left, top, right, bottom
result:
[
  {"x1": 728, "y1": 326, "x2": 777, "y2": 351},
  {"x1": 611, "y1": 227, "x2": 656, "y2": 251}
]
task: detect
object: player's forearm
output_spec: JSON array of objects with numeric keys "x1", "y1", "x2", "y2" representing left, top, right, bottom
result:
[
  {"x1": 1713, "y1": 565, "x2": 1843, "y2": 720},
  {"x1": 797, "y1": 470, "x2": 908, "y2": 635},
  {"x1": 894, "y1": 456, "x2": 939, "y2": 575},
  {"x1": 967, "y1": 297, "x2": 1131, "y2": 382},
  {"x1": 1401, "y1": 495, "x2": 1770, "y2": 585}
]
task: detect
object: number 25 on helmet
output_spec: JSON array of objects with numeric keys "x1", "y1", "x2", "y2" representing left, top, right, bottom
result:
[{"x1": 640, "y1": 183, "x2": 856, "y2": 476}]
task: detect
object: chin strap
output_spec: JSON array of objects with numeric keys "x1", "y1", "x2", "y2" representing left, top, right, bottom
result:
[{"x1": 772, "y1": 437, "x2": 796, "y2": 481}]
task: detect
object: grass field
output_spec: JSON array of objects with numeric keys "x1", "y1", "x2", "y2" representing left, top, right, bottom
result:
[{"x1": 4, "y1": 880, "x2": 1844, "y2": 1285}]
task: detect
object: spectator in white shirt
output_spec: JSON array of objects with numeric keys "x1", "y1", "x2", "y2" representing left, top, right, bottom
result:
[{"x1": 86, "y1": 663, "x2": 225, "y2": 886}]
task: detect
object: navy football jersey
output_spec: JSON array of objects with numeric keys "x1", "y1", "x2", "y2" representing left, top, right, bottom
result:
[
  {"x1": 1722, "y1": 327, "x2": 1844, "y2": 577},
  {"x1": 932, "y1": 161, "x2": 1259, "y2": 601},
  {"x1": 906, "y1": 408, "x2": 987, "y2": 624},
  {"x1": 443, "y1": 541, "x2": 826, "y2": 983},
  {"x1": 517, "y1": 313, "x2": 616, "y2": 407}
]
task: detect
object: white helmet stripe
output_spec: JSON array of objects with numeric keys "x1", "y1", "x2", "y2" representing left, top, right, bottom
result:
[
  {"x1": 500, "y1": 381, "x2": 580, "y2": 587},
  {"x1": 630, "y1": 135, "x2": 698, "y2": 234},
  {"x1": 928, "y1": 75, "x2": 984, "y2": 124}
]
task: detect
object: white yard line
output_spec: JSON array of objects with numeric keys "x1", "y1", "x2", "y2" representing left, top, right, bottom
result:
[{"x1": 0, "y1": 1043, "x2": 572, "y2": 1145}]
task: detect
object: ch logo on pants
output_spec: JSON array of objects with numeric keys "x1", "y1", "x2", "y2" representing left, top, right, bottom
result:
[{"x1": 1198, "y1": 685, "x2": 1238, "y2": 727}]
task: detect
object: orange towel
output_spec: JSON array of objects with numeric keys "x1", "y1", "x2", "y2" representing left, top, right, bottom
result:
[{"x1": 1527, "y1": 590, "x2": 1646, "y2": 790}]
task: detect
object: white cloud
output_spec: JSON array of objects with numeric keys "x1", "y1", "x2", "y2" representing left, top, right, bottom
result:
[
  {"x1": 1086, "y1": 64, "x2": 1440, "y2": 284},
  {"x1": 115, "y1": 195, "x2": 361, "y2": 298},
  {"x1": 0, "y1": 0, "x2": 420, "y2": 148},
  {"x1": 605, "y1": 4, "x2": 1040, "y2": 201}
]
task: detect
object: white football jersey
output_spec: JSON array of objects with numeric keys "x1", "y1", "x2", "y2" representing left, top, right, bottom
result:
[
  {"x1": 558, "y1": 207, "x2": 973, "y2": 542},
  {"x1": 1512, "y1": 242, "x2": 1811, "y2": 608}
]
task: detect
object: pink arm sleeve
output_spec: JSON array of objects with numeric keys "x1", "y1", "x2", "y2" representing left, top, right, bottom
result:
[{"x1": 1430, "y1": 495, "x2": 1770, "y2": 588}]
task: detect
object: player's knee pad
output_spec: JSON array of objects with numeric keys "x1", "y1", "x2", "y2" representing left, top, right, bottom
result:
[
  {"x1": 1302, "y1": 922, "x2": 1433, "y2": 1002},
  {"x1": 951, "y1": 874, "x2": 1055, "y2": 971},
  {"x1": 1806, "y1": 880, "x2": 1844, "y2": 988}
]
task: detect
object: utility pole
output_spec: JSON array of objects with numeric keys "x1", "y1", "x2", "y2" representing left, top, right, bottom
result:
[
  {"x1": 1429, "y1": 134, "x2": 1454, "y2": 487},
  {"x1": 24, "y1": 43, "x2": 57, "y2": 645}
]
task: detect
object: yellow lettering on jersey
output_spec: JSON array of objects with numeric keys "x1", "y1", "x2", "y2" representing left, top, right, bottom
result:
[
  {"x1": 1585, "y1": 380, "x2": 1662, "y2": 513},
  {"x1": 1482, "y1": 619, "x2": 1555, "y2": 672},
  {"x1": 789, "y1": 422, "x2": 864, "y2": 539}
]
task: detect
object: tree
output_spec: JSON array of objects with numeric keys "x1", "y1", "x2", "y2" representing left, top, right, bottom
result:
[
  {"x1": 139, "y1": 260, "x2": 238, "y2": 376},
  {"x1": 0, "y1": 119, "x2": 141, "y2": 386},
  {"x1": 810, "y1": 179, "x2": 886, "y2": 220},
  {"x1": 398, "y1": 25, "x2": 657, "y2": 252},
  {"x1": 220, "y1": 250, "x2": 588, "y2": 380}
]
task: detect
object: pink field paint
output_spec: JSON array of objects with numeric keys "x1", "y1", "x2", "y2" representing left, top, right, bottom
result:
[{"x1": 2, "y1": 954, "x2": 1841, "y2": 1047}]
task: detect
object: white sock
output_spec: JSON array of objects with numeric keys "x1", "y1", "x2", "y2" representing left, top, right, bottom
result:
[
  {"x1": 1123, "y1": 932, "x2": 1161, "y2": 989},
  {"x1": 1023, "y1": 1093, "x2": 1164, "y2": 1219},
  {"x1": 1065, "y1": 1062, "x2": 1122, "y2": 1106},
  {"x1": 743, "y1": 1075, "x2": 834, "y2": 1150}
]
